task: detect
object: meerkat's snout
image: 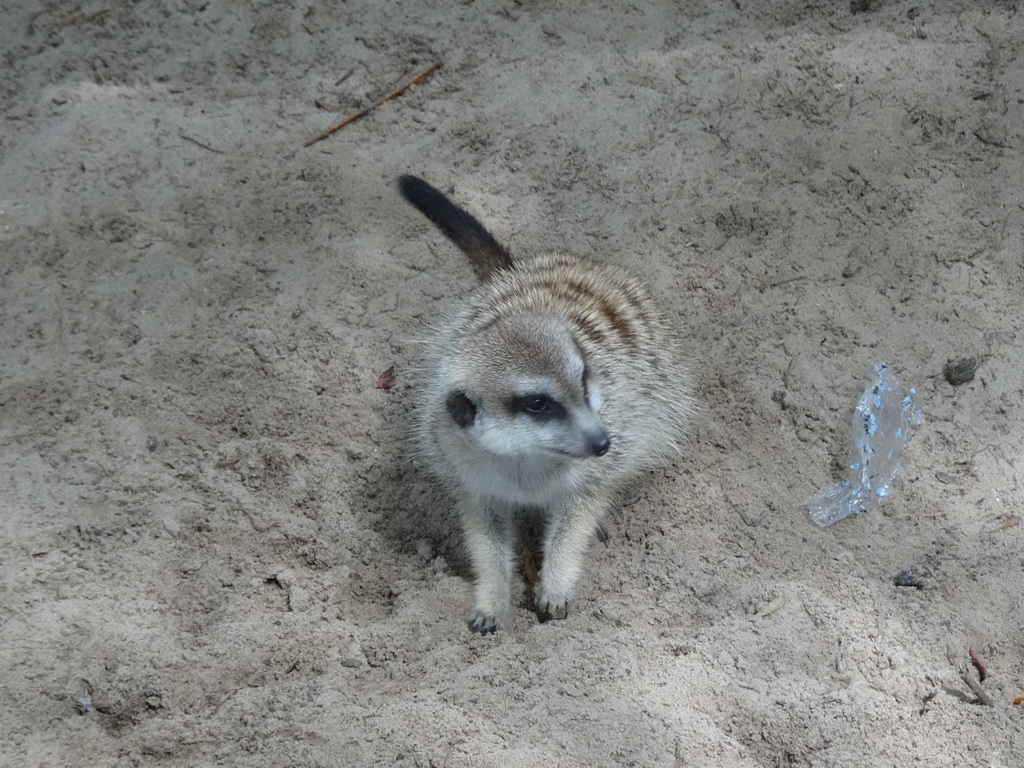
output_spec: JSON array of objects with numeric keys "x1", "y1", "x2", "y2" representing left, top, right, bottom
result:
[
  {"x1": 588, "y1": 431, "x2": 610, "y2": 457},
  {"x1": 558, "y1": 405, "x2": 610, "y2": 458}
]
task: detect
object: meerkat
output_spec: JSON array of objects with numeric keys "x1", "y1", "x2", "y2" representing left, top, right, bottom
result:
[{"x1": 398, "y1": 175, "x2": 692, "y2": 634}]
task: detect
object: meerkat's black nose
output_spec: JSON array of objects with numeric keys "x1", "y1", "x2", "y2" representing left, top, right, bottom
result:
[{"x1": 590, "y1": 434, "x2": 611, "y2": 457}]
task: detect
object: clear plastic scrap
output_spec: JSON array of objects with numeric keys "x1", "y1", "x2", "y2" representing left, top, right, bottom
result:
[{"x1": 809, "y1": 364, "x2": 924, "y2": 527}]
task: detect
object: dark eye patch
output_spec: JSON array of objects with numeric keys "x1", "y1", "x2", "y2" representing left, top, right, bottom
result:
[
  {"x1": 446, "y1": 390, "x2": 477, "y2": 428},
  {"x1": 509, "y1": 394, "x2": 567, "y2": 422}
]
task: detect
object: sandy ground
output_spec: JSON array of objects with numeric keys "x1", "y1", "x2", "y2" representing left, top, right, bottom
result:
[{"x1": 2, "y1": 1, "x2": 1023, "y2": 766}]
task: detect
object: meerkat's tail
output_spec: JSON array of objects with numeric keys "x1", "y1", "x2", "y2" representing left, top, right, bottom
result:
[{"x1": 398, "y1": 175, "x2": 514, "y2": 281}]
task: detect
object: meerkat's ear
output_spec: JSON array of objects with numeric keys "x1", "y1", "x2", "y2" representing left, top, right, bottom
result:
[{"x1": 445, "y1": 390, "x2": 477, "y2": 428}]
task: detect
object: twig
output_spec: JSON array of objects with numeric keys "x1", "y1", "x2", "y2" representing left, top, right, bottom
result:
[
  {"x1": 959, "y1": 671, "x2": 995, "y2": 707},
  {"x1": 335, "y1": 68, "x2": 355, "y2": 86},
  {"x1": 304, "y1": 62, "x2": 441, "y2": 148},
  {"x1": 973, "y1": 129, "x2": 1012, "y2": 149},
  {"x1": 181, "y1": 134, "x2": 225, "y2": 153},
  {"x1": 969, "y1": 648, "x2": 988, "y2": 682},
  {"x1": 766, "y1": 274, "x2": 807, "y2": 288}
]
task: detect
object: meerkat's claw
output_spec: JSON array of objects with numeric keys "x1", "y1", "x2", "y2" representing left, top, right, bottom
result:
[
  {"x1": 536, "y1": 599, "x2": 571, "y2": 621},
  {"x1": 467, "y1": 610, "x2": 499, "y2": 635}
]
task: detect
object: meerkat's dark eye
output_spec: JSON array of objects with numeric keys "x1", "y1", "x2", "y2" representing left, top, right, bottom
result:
[
  {"x1": 510, "y1": 394, "x2": 567, "y2": 421},
  {"x1": 523, "y1": 395, "x2": 551, "y2": 414}
]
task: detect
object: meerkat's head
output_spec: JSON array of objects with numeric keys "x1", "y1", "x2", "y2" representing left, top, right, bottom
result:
[{"x1": 441, "y1": 313, "x2": 610, "y2": 460}]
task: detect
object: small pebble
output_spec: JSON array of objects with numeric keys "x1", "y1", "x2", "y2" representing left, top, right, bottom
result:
[
  {"x1": 943, "y1": 357, "x2": 980, "y2": 386},
  {"x1": 894, "y1": 566, "x2": 928, "y2": 589},
  {"x1": 287, "y1": 585, "x2": 312, "y2": 612},
  {"x1": 415, "y1": 539, "x2": 433, "y2": 560},
  {"x1": 269, "y1": 568, "x2": 294, "y2": 589}
]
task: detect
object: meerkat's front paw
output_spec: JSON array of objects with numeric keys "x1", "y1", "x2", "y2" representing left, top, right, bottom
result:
[
  {"x1": 536, "y1": 556, "x2": 581, "y2": 621},
  {"x1": 467, "y1": 609, "x2": 500, "y2": 635},
  {"x1": 536, "y1": 598, "x2": 571, "y2": 621},
  {"x1": 535, "y1": 582, "x2": 573, "y2": 621}
]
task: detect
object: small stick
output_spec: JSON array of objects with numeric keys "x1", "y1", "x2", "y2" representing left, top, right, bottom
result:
[
  {"x1": 181, "y1": 134, "x2": 225, "y2": 153},
  {"x1": 304, "y1": 62, "x2": 441, "y2": 148},
  {"x1": 959, "y1": 671, "x2": 995, "y2": 707},
  {"x1": 766, "y1": 274, "x2": 807, "y2": 289},
  {"x1": 973, "y1": 129, "x2": 1012, "y2": 150},
  {"x1": 969, "y1": 648, "x2": 988, "y2": 682}
]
